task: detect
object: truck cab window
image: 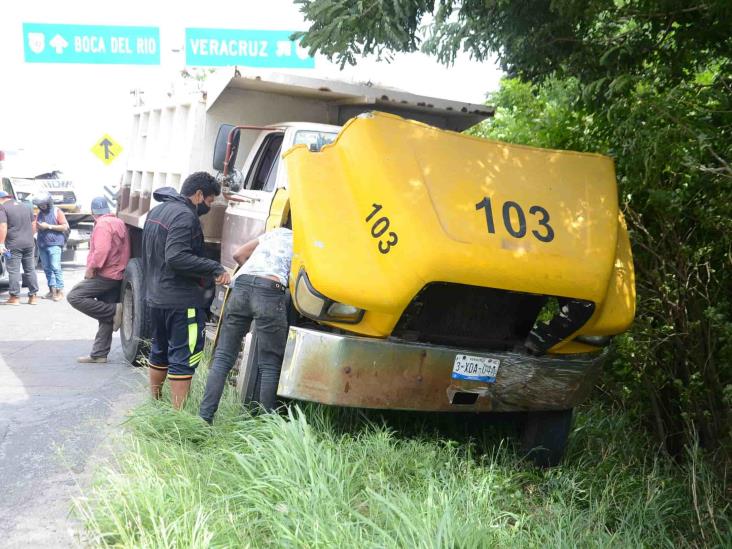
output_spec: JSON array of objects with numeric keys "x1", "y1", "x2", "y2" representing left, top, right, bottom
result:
[
  {"x1": 245, "y1": 133, "x2": 284, "y2": 191},
  {"x1": 294, "y1": 130, "x2": 338, "y2": 151},
  {"x1": 264, "y1": 155, "x2": 280, "y2": 192}
]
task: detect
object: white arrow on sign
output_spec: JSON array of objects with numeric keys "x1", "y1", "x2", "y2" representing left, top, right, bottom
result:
[{"x1": 49, "y1": 34, "x2": 68, "y2": 54}]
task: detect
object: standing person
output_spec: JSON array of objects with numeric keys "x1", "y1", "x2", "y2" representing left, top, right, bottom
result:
[
  {"x1": 142, "y1": 173, "x2": 230, "y2": 409},
  {"x1": 0, "y1": 190, "x2": 39, "y2": 305},
  {"x1": 68, "y1": 197, "x2": 130, "y2": 364},
  {"x1": 33, "y1": 191, "x2": 68, "y2": 302},
  {"x1": 199, "y1": 226, "x2": 293, "y2": 424}
]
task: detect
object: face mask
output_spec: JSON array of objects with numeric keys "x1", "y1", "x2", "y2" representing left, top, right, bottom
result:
[{"x1": 197, "y1": 202, "x2": 211, "y2": 216}]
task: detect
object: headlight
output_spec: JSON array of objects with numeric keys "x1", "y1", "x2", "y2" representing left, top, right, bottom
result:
[
  {"x1": 295, "y1": 273, "x2": 326, "y2": 317},
  {"x1": 327, "y1": 303, "x2": 361, "y2": 319},
  {"x1": 295, "y1": 270, "x2": 364, "y2": 324}
]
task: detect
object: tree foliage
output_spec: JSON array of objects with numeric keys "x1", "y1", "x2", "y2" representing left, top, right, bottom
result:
[
  {"x1": 297, "y1": 0, "x2": 732, "y2": 457},
  {"x1": 294, "y1": 1, "x2": 731, "y2": 84},
  {"x1": 471, "y1": 76, "x2": 731, "y2": 458}
]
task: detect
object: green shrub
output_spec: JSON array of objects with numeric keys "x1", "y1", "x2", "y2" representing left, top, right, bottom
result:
[{"x1": 471, "y1": 73, "x2": 732, "y2": 460}]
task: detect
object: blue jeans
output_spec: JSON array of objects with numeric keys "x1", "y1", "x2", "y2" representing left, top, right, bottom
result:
[
  {"x1": 199, "y1": 275, "x2": 289, "y2": 423},
  {"x1": 38, "y1": 245, "x2": 64, "y2": 290}
]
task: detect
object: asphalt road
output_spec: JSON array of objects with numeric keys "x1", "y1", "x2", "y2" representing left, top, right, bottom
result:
[{"x1": 0, "y1": 250, "x2": 145, "y2": 547}]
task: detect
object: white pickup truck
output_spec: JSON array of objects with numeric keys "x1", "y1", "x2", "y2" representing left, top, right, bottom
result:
[{"x1": 0, "y1": 150, "x2": 91, "y2": 266}]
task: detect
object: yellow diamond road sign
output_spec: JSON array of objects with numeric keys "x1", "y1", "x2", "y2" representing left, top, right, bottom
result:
[{"x1": 91, "y1": 134, "x2": 123, "y2": 165}]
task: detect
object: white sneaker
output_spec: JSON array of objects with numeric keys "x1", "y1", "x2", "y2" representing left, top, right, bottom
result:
[{"x1": 77, "y1": 356, "x2": 108, "y2": 364}]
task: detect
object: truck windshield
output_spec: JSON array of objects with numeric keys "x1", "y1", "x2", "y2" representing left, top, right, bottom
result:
[
  {"x1": 1, "y1": 178, "x2": 14, "y2": 199},
  {"x1": 294, "y1": 130, "x2": 338, "y2": 152}
]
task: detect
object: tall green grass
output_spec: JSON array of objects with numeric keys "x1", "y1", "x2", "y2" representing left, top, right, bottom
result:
[{"x1": 78, "y1": 365, "x2": 730, "y2": 548}]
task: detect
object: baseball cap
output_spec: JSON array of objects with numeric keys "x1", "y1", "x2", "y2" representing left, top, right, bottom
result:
[
  {"x1": 91, "y1": 196, "x2": 111, "y2": 215},
  {"x1": 0, "y1": 191, "x2": 9, "y2": 199}
]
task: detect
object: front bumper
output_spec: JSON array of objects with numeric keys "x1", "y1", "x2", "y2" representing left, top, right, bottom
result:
[
  {"x1": 279, "y1": 327, "x2": 605, "y2": 412},
  {"x1": 55, "y1": 204, "x2": 81, "y2": 213}
]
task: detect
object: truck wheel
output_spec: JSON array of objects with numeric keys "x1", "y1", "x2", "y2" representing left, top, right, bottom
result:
[
  {"x1": 120, "y1": 259, "x2": 151, "y2": 366},
  {"x1": 521, "y1": 409, "x2": 573, "y2": 467},
  {"x1": 61, "y1": 245, "x2": 76, "y2": 263},
  {"x1": 232, "y1": 293, "x2": 296, "y2": 409},
  {"x1": 235, "y1": 327, "x2": 259, "y2": 408}
]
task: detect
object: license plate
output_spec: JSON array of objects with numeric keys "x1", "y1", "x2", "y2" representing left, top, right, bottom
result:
[{"x1": 451, "y1": 354, "x2": 500, "y2": 383}]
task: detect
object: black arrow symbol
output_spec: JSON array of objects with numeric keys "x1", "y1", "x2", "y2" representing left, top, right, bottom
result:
[{"x1": 99, "y1": 138, "x2": 114, "y2": 160}]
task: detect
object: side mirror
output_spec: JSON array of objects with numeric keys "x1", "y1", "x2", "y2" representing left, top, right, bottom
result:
[{"x1": 213, "y1": 124, "x2": 240, "y2": 173}]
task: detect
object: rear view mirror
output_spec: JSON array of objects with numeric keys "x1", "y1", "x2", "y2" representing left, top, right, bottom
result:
[{"x1": 213, "y1": 124, "x2": 240, "y2": 173}]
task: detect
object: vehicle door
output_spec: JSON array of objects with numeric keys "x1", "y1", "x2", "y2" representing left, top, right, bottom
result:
[
  {"x1": 255, "y1": 128, "x2": 340, "y2": 233},
  {"x1": 220, "y1": 130, "x2": 285, "y2": 272}
]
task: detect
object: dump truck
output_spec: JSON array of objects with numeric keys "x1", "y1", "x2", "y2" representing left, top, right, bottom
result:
[{"x1": 117, "y1": 68, "x2": 635, "y2": 466}]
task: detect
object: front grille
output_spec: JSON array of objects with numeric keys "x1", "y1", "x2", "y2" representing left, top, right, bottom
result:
[
  {"x1": 51, "y1": 191, "x2": 76, "y2": 204},
  {"x1": 392, "y1": 283, "x2": 548, "y2": 350}
]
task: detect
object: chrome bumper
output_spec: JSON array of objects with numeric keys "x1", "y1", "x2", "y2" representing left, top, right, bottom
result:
[{"x1": 278, "y1": 327, "x2": 605, "y2": 412}]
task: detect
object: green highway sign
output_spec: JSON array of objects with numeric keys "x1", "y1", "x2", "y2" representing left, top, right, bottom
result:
[
  {"x1": 23, "y1": 23, "x2": 160, "y2": 65},
  {"x1": 186, "y1": 28, "x2": 314, "y2": 68}
]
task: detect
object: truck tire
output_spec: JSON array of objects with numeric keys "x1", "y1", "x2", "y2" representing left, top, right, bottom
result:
[
  {"x1": 120, "y1": 259, "x2": 151, "y2": 366},
  {"x1": 235, "y1": 292, "x2": 297, "y2": 409},
  {"x1": 521, "y1": 409, "x2": 573, "y2": 467},
  {"x1": 61, "y1": 245, "x2": 76, "y2": 262},
  {"x1": 235, "y1": 327, "x2": 260, "y2": 408}
]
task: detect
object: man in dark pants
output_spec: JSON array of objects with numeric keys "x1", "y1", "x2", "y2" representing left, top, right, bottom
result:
[
  {"x1": 68, "y1": 197, "x2": 130, "y2": 363},
  {"x1": 0, "y1": 190, "x2": 39, "y2": 305},
  {"x1": 142, "y1": 173, "x2": 230, "y2": 410},
  {"x1": 200, "y1": 226, "x2": 293, "y2": 423}
]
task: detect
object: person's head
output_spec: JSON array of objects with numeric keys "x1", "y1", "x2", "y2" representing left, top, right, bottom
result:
[
  {"x1": 0, "y1": 190, "x2": 9, "y2": 204},
  {"x1": 32, "y1": 191, "x2": 53, "y2": 212},
  {"x1": 90, "y1": 196, "x2": 111, "y2": 220},
  {"x1": 180, "y1": 172, "x2": 220, "y2": 216}
]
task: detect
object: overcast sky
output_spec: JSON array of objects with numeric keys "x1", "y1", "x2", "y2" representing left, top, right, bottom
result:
[{"x1": 1, "y1": 0, "x2": 502, "y2": 200}]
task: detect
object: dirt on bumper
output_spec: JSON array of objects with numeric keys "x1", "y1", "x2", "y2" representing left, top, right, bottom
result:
[{"x1": 278, "y1": 327, "x2": 605, "y2": 412}]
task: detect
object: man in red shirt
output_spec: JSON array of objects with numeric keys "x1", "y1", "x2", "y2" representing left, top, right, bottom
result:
[{"x1": 68, "y1": 197, "x2": 131, "y2": 363}]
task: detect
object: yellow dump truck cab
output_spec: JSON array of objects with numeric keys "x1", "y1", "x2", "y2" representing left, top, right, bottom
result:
[{"x1": 275, "y1": 112, "x2": 635, "y2": 426}]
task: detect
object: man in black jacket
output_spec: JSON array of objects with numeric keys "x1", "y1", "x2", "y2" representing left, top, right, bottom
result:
[{"x1": 142, "y1": 172, "x2": 231, "y2": 409}]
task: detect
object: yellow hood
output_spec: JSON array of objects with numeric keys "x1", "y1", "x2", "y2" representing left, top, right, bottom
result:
[{"x1": 284, "y1": 112, "x2": 635, "y2": 343}]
